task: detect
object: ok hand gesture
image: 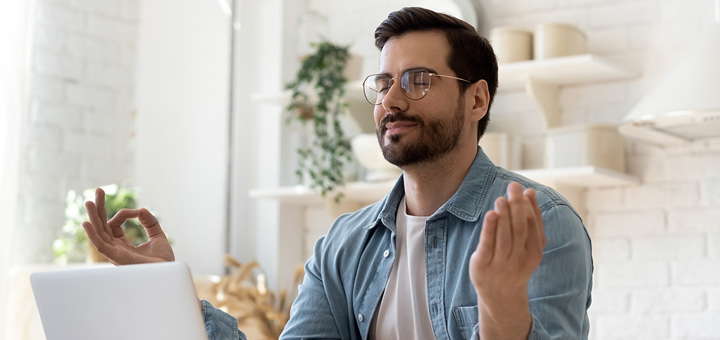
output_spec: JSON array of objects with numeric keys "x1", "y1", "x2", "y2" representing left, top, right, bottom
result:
[{"x1": 82, "y1": 188, "x2": 175, "y2": 265}]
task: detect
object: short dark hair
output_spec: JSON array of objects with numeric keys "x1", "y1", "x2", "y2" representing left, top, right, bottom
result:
[{"x1": 374, "y1": 7, "x2": 498, "y2": 141}]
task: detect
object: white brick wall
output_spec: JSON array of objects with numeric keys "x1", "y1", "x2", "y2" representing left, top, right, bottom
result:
[
  {"x1": 597, "y1": 261, "x2": 670, "y2": 288},
  {"x1": 595, "y1": 314, "x2": 670, "y2": 339},
  {"x1": 672, "y1": 313, "x2": 720, "y2": 338},
  {"x1": 12, "y1": 0, "x2": 138, "y2": 264}
]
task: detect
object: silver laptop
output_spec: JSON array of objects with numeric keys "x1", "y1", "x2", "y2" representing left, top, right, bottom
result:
[{"x1": 30, "y1": 261, "x2": 209, "y2": 340}]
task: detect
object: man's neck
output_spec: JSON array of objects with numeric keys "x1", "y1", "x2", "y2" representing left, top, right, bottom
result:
[{"x1": 402, "y1": 144, "x2": 478, "y2": 216}]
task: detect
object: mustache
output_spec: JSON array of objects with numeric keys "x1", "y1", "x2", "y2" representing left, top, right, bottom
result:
[{"x1": 379, "y1": 112, "x2": 422, "y2": 130}]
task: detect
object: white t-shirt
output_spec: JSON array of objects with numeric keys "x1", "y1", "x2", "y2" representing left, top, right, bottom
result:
[{"x1": 370, "y1": 196, "x2": 436, "y2": 339}]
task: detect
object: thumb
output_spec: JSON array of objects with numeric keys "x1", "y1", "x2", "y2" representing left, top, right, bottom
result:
[{"x1": 138, "y1": 208, "x2": 166, "y2": 239}]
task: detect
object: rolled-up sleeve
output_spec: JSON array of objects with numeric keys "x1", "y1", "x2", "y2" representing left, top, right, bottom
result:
[{"x1": 201, "y1": 299, "x2": 247, "y2": 340}]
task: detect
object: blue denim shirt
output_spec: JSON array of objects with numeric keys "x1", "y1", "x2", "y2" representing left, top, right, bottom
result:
[{"x1": 203, "y1": 149, "x2": 593, "y2": 339}]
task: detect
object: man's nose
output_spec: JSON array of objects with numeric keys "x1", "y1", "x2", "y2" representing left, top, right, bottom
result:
[{"x1": 381, "y1": 79, "x2": 409, "y2": 113}]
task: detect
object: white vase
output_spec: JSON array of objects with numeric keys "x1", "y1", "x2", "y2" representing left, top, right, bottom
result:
[{"x1": 351, "y1": 134, "x2": 402, "y2": 182}]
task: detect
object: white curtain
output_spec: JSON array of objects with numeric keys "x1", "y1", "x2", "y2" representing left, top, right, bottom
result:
[{"x1": 0, "y1": 0, "x2": 34, "y2": 338}]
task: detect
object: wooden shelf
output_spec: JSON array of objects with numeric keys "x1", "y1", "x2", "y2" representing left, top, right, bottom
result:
[
  {"x1": 249, "y1": 166, "x2": 639, "y2": 206},
  {"x1": 498, "y1": 54, "x2": 638, "y2": 91}
]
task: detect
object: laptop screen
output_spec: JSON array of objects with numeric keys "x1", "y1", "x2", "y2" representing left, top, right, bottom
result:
[{"x1": 30, "y1": 262, "x2": 209, "y2": 340}]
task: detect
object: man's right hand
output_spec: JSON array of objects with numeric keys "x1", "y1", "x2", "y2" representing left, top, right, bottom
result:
[{"x1": 82, "y1": 188, "x2": 175, "y2": 265}]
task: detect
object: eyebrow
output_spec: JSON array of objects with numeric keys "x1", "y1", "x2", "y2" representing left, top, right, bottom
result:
[{"x1": 376, "y1": 67, "x2": 440, "y2": 77}]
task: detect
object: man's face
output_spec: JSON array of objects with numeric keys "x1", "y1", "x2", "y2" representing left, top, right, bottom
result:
[{"x1": 374, "y1": 30, "x2": 474, "y2": 167}]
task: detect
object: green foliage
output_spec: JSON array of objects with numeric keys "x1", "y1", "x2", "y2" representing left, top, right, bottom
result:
[
  {"x1": 285, "y1": 41, "x2": 353, "y2": 202},
  {"x1": 52, "y1": 184, "x2": 149, "y2": 264}
]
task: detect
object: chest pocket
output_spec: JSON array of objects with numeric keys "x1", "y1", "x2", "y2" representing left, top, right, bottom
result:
[{"x1": 451, "y1": 305, "x2": 478, "y2": 340}]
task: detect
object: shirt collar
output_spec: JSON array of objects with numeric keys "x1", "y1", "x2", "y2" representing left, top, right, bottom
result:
[{"x1": 365, "y1": 147, "x2": 496, "y2": 232}]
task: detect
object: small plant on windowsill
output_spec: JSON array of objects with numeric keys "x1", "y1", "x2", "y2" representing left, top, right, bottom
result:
[
  {"x1": 285, "y1": 41, "x2": 353, "y2": 203},
  {"x1": 52, "y1": 184, "x2": 153, "y2": 264}
]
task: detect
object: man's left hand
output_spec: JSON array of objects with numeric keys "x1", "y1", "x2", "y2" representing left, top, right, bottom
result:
[{"x1": 469, "y1": 181, "x2": 546, "y2": 339}]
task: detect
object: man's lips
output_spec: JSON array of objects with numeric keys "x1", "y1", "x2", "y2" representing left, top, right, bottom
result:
[{"x1": 384, "y1": 121, "x2": 418, "y2": 135}]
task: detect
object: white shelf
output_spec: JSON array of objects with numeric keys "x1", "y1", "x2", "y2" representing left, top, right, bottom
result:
[
  {"x1": 495, "y1": 54, "x2": 638, "y2": 128},
  {"x1": 515, "y1": 166, "x2": 639, "y2": 187},
  {"x1": 498, "y1": 54, "x2": 638, "y2": 91},
  {"x1": 249, "y1": 166, "x2": 639, "y2": 206},
  {"x1": 249, "y1": 180, "x2": 395, "y2": 206}
]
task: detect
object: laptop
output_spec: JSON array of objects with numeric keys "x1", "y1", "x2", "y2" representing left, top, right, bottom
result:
[{"x1": 30, "y1": 261, "x2": 209, "y2": 340}]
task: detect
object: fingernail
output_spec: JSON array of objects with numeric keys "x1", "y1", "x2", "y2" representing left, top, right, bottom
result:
[{"x1": 498, "y1": 198, "x2": 507, "y2": 208}]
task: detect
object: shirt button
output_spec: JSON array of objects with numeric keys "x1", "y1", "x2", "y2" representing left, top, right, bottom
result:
[
  {"x1": 358, "y1": 314, "x2": 364, "y2": 322},
  {"x1": 383, "y1": 250, "x2": 390, "y2": 257}
]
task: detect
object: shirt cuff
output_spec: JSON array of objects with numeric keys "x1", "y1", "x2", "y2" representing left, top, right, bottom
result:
[
  {"x1": 468, "y1": 313, "x2": 540, "y2": 340},
  {"x1": 201, "y1": 299, "x2": 247, "y2": 340}
]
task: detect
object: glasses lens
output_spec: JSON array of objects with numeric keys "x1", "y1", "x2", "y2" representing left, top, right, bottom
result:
[
  {"x1": 403, "y1": 70, "x2": 430, "y2": 100},
  {"x1": 363, "y1": 74, "x2": 389, "y2": 105}
]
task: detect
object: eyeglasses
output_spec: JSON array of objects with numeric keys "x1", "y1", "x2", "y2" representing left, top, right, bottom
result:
[{"x1": 362, "y1": 68, "x2": 471, "y2": 105}]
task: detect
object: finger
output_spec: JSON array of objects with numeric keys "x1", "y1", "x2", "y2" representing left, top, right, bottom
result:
[
  {"x1": 507, "y1": 182, "x2": 527, "y2": 260},
  {"x1": 82, "y1": 221, "x2": 131, "y2": 265},
  {"x1": 476, "y1": 210, "x2": 498, "y2": 266},
  {"x1": 82, "y1": 221, "x2": 104, "y2": 248},
  {"x1": 525, "y1": 188, "x2": 546, "y2": 249},
  {"x1": 85, "y1": 201, "x2": 112, "y2": 243},
  {"x1": 90, "y1": 190, "x2": 113, "y2": 238},
  {"x1": 95, "y1": 188, "x2": 108, "y2": 224},
  {"x1": 108, "y1": 209, "x2": 144, "y2": 237},
  {"x1": 494, "y1": 196, "x2": 512, "y2": 260},
  {"x1": 138, "y1": 208, "x2": 166, "y2": 239}
]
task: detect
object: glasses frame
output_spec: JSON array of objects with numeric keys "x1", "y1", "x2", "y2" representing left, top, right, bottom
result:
[{"x1": 362, "y1": 69, "x2": 472, "y2": 105}]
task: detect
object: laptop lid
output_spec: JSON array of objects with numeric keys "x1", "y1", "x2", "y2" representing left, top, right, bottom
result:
[{"x1": 30, "y1": 261, "x2": 209, "y2": 340}]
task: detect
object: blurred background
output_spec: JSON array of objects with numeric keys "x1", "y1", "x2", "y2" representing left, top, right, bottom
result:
[{"x1": 1, "y1": 0, "x2": 719, "y2": 339}]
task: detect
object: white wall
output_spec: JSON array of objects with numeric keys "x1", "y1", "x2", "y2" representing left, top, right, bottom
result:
[
  {"x1": 0, "y1": 1, "x2": 34, "y2": 336},
  {"x1": 9, "y1": 0, "x2": 139, "y2": 265},
  {"x1": 135, "y1": 0, "x2": 231, "y2": 275}
]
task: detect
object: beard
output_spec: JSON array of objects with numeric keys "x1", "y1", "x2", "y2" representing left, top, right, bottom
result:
[{"x1": 376, "y1": 99, "x2": 465, "y2": 167}]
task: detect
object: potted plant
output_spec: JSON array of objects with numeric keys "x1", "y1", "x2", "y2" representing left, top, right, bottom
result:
[
  {"x1": 285, "y1": 41, "x2": 354, "y2": 202},
  {"x1": 53, "y1": 184, "x2": 150, "y2": 264}
]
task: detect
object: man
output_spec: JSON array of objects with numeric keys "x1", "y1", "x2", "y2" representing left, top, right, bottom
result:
[{"x1": 82, "y1": 7, "x2": 592, "y2": 340}]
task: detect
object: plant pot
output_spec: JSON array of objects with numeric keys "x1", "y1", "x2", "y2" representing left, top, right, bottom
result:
[
  {"x1": 86, "y1": 243, "x2": 109, "y2": 263},
  {"x1": 295, "y1": 105, "x2": 314, "y2": 121}
]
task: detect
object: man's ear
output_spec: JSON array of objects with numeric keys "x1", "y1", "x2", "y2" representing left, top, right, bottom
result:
[{"x1": 470, "y1": 80, "x2": 490, "y2": 121}]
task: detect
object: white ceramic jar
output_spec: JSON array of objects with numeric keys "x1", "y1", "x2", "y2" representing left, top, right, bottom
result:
[
  {"x1": 351, "y1": 134, "x2": 402, "y2": 182},
  {"x1": 534, "y1": 23, "x2": 587, "y2": 60},
  {"x1": 489, "y1": 26, "x2": 533, "y2": 63},
  {"x1": 545, "y1": 124, "x2": 625, "y2": 172}
]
